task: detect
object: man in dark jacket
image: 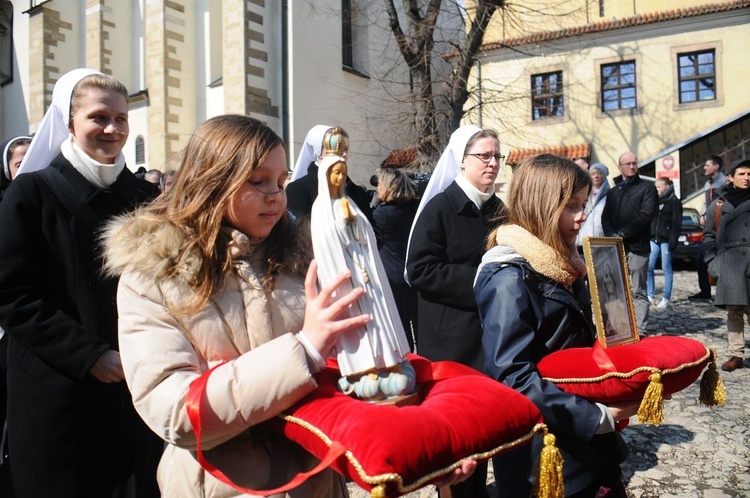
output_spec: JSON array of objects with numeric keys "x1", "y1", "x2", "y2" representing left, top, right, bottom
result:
[
  {"x1": 703, "y1": 160, "x2": 750, "y2": 372},
  {"x1": 690, "y1": 155, "x2": 729, "y2": 301},
  {"x1": 602, "y1": 151, "x2": 658, "y2": 334}
]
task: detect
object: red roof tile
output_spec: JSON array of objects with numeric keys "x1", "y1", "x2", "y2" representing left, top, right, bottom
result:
[
  {"x1": 506, "y1": 144, "x2": 590, "y2": 165},
  {"x1": 478, "y1": 1, "x2": 749, "y2": 52},
  {"x1": 380, "y1": 145, "x2": 419, "y2": 168}
]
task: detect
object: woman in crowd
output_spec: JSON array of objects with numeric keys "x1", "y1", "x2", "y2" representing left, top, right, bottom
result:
[
  {"x1": 647, "y1": 176, "x2": 682, "y2": 310},
  {"x1": 0, "y1": 136, "x2": 32, "y2": 198},
  {"x1": 576, "y1": 162, "x2": 611, "y2": 249},
  {"x1": 0, "y1": 68, "x2": 162, "y2": 497},
  {"x1": 104, "y1": 114, "x2": 474, "y2": 496},
  {"x1": 405, "y1": 125, "x2": 506, "y2": 498},
  {"x1": 0, "y1": 134, "x2": 31, "y2": 497},
  {"x1": 162, "y1": 169, "x2": 177, "y2": 192},
  {"x1": 475, "y1": 154, "x2": 639, "y2": 497},
  {"x1": 373, "y1": 168, "x2": 420, "y2": 350}
]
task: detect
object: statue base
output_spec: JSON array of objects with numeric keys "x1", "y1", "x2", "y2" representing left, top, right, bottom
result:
[
  {"x1": 373, "y1": 391, "x2": 421, "y2": 407},
  {"x1": 338, "y1": 359, "x2": 418, "y2": 404}
]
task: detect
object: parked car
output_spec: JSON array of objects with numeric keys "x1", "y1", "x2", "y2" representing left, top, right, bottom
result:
[{"x1": 672, "y1": 207, "x2": 702, "y2": 267}]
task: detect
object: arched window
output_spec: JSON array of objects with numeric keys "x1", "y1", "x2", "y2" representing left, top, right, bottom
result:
[{"x1": 135, "y1": 135, "x2": 145, "y2": 164}]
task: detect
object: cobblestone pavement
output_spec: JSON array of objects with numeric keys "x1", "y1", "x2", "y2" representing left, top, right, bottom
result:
[{"x1": 348, "y1": 269, "x2": 750, "y2": 498}]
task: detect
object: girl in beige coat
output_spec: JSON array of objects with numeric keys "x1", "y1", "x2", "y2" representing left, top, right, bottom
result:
[{"x1": 103, "y1": 115, "x2": 370, "y2": 497}]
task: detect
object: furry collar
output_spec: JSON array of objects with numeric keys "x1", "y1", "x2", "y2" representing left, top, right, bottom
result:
[
  {"x1": 493, "y1": 224, "x2": 586, "y2": 286},
  {"x1": 103, "y1": 211, "x2": 270, "y2": 285},
  {"x1": 103, "y1": 214, "x2": 203, "y2": 285}
]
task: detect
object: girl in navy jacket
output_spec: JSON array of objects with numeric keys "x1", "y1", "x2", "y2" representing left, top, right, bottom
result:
[{"x1": 475, "y1": 154, "x2": 639, "y2": 497}]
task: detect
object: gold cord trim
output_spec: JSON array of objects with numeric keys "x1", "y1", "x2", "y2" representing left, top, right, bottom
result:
[
  {"x1": 278, "y1": 414, "x2": 548, "y2": 495},
  {"x1": 541, "y1": 346, "x2": 711, "y2": 384}
]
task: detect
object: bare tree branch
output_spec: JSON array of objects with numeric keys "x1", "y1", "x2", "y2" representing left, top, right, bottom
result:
[
  {"x1": 448, "y1": 0, "x2": 505, "y2": 130},
  {"x1": 382, "y1": 0, "x2": 506, "y2": 167}
]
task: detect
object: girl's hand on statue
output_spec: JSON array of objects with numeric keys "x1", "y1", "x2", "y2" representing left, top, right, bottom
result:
[
  {"x1": 434, "y1": 459, "x2": 477, "y2": 488},
  {"x1": 607, "y1": 399, "x2": 640, "y2": 421},
  {"x1": 301, "y1": 260, "x2": 370, "y2": 358}
]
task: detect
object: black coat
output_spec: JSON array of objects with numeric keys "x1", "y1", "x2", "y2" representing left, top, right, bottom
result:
[
  {"x1": 704, "y1": 188, "x2": 750, "y2": 306},
  {"x1": 373, "y1": 200, "x2": 419, "y2": 285},
  {"x1": 0, "y1": 155, "x2": 162, "y2": 497},
  {"x1": 475, "y1": 259, "x2": 628, "y2": 496},
  {"x1": 650, "y1": 188, "x2": 682, "y2": 250},
  {"x1": 602, "y1": 175, "x2": 657, "y2": 255},
  {"x1": 286, "y1": 161, "x2": 375, "y2": 227},
  {"x1": 406, "y1": 182, "x2": 505, "y2": 371}
]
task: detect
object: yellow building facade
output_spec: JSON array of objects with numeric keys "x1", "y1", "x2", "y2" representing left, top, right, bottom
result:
[{"x1": 468, "y1": 0, "x2": 750, "y2": 208}]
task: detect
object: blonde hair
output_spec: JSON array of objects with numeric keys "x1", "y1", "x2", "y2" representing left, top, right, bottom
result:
[
  {"x1": 69, "y1": 74, "x2": 129, "y2": 123},
  {"x1": 376, "y1": 168, "x2": 417, "y2": 204},
  {"x1": 130, "y1": 115, "x2": 308, "y2": 313},
  {"x1": 463, "y1": 129, "x2": 499, "y2": 155},
  {"x1": 487, "y1": 154, "x2": 591, "y2": 260}
]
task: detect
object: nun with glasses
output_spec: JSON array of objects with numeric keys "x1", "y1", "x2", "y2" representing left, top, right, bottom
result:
[
  {"x1": 0, "y1": 68, "x2": 162, "y2": 497},
  {"x1": 405, "y1": 125, "x2": 507, "y2": 498}
]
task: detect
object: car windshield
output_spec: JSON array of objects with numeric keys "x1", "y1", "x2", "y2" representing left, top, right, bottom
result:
[{"x1": 682, "y1": 208, "x2": 700, "y2": 225}]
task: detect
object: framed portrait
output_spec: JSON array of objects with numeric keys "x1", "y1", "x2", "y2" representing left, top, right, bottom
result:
[{"x1": 582, "y1": 237, "x2": 639, "y2": 348}]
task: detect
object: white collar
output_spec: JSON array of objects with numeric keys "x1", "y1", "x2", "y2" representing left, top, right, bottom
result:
[
  {"x1": 455, "y1": 174, "x2": 493, "y2": 210},
  {"x1": 61, "y1": 135, "x2": 125, "y2": 188}
]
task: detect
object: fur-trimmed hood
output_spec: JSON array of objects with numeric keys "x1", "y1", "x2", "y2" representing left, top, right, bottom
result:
[
  {"x1": 104, "y1": 212, "x2": 311, "y2": 293},
  {"x1": 478, "y1": 224, "x2": 586, "y2": 286},
  {"x1": 103, "y1": 214, "x2": 204, "y2": 285}
]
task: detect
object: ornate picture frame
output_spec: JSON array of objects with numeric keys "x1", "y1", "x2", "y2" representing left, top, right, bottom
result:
[{"x1": 583, "y1": 237, "x2": 640, "y2": 348}]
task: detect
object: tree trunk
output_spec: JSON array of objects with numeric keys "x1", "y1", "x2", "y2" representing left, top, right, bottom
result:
[
  {"x1": 448, "y1": 1, "x2": 505, "y2": 131},
  {"x1": 384, "y1": 0, "x2": 505, "y2": 169}
]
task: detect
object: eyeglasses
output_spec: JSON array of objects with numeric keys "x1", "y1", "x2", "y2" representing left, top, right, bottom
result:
[
  {"x1": 248, "y1": 180, "x2": 286, "y2": 196},
  {"x1": 466, "y1": 153, "x2": 505, "y2": 164}
]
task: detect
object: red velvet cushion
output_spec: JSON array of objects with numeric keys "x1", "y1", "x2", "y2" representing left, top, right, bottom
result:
[
  {"x1": 537, "y1": 336, "x2": 711, "y2": 404},
  {"x1": 272, "y1": 354, "x2": 545, "y2": 496}
]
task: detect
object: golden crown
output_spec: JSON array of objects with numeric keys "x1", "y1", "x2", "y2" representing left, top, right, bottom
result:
[{"x1": 321, "y1": 127, "x2": 349, "y2": 157}]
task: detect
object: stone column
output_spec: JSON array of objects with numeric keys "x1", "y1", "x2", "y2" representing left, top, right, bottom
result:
[{"x1": 223, "y1": 0, "x2": 248, "y2": 114}]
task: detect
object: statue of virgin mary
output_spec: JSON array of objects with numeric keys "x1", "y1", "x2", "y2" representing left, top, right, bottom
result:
[{"x1": 310, "y1": 127, "x2": 415, "y2": 402}]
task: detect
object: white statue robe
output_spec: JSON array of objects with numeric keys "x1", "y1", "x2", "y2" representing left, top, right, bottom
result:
[{"x1": 310, "y1": 156, "x2": 410, "y2": 376}]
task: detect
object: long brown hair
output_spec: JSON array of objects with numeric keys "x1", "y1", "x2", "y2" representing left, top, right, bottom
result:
[
  {"x1": 487, "y1": 154, "x2": 591, "y2": 260},
  {"x1": 138, "y1": 115, "x2": 307, "y2": 313}
]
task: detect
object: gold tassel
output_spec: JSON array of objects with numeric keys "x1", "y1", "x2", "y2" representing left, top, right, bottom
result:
[
  {"x1": 637, "y1": 371, "x2": 664, "y2": 425},
  {"x1": 534, "y1": 432, "x2": 565, "y2": 498},
  {"x1": 370, "y1": 483, "x2": 386, "y2": 498},
  {"x1": 699, "y1": 356, "x2": 726, "y2": 406}
]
